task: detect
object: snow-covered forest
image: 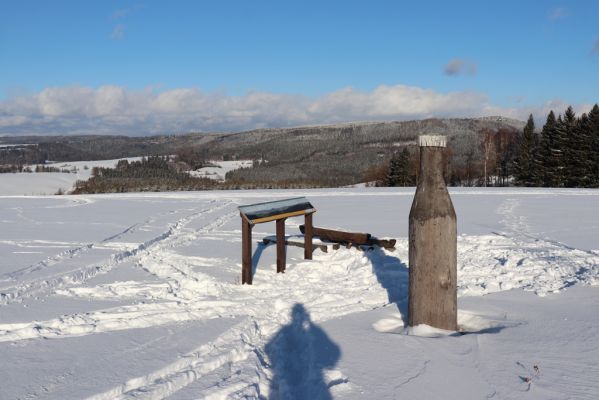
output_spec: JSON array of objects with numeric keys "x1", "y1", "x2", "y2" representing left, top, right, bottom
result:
[
  {"x1": 0, "y1": 117, "x2": 524, "y2": 191},
  {"x1": 512, "y1": 105, "x2": 599, "y2": 187},
  {"x1": 3, "y1": 108, "x2": 597, "y2": 193}
]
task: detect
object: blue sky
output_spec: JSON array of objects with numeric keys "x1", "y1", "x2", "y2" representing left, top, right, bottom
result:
[{"x1": 1, "y1": 0, "x2": 598, "y2": 135}]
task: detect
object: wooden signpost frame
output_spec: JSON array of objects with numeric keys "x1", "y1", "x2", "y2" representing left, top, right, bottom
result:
[{"x1": 239, "y1": 197, "x2": 316, "y2": 285}]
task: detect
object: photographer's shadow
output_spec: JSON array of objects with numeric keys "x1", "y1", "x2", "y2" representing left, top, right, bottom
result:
[{"x1": 265, "y1": 303, "x2": 341, "y2": 400}]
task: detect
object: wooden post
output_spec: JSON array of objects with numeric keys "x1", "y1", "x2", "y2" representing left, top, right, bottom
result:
[
  {"x1": 299, "y1": 225, "x2": 396, "y2": 249},
  {"x1": 408, "y1": 135, "x2": 457, "y2": 331},
  {"x1": 262, "y1": 238, "x2": 329, "y2": 253},
  {"x1": 299, "y1": 225, "x2": 370, "y2": 244},
  {"x1": 304, "y1": 213, "x2": 313, "y2": 260},
  {"x1": 242, "y1": 217, "x2": 253, "y2": 284},
  {"x1": 276, "y1": 218, "x2": 286, "y2": 273}
]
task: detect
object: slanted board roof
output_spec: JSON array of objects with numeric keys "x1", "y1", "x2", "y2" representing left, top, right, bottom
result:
[{"x1": 239, "y1": 197, "x2": 315, "y2": 224}]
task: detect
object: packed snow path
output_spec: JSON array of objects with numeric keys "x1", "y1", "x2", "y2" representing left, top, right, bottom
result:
[{"x1": 0, "y1": 188, "x2": 598, "y2": 399}]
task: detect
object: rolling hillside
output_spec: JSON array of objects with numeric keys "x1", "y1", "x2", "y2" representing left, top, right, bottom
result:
[{"x1": 1, "y1": 117, "x2": 524, "y2": 188}]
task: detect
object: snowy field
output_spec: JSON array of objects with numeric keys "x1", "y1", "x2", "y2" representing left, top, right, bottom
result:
[
  {"x1": 0, "y1": 158, "x2": 142, "y2": 196},
  {"x1": 0, "y1": 188, "x2": 598, "y2": 399},
  {"x1": 188, "y1": 160, "x2": 254, "y2": 181},
  {"x1": 0, "y1": 159, "x2": 253, "y2": 196}
]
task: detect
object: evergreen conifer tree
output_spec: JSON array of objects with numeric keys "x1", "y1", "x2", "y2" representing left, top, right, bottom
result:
[
  {"x1": 588, "y1": 104, "x2": 599, "y2": 186},
  {"x1": 386, "y1": 148, "x2": 412, "y2": 186},
  {"x1": 535, "y1": 110, "x2": 557, "y2": 186},
  {"x1": 552, "y1": 115, "x2": 568, "y2": 187},
  {"x1": 560, "y1": 106, "x2": 579, "y2": 187},
  {"x1": 513, "y1": 114, "x2": 537, "y2": 186},
  {"x1": 571, "y1": 113, "x2": 593, "y2": 187}
]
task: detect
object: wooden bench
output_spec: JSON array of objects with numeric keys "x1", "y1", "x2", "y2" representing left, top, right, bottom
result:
[{"x1": 238, "y1": 197, "x2": 316, "y2": 284}]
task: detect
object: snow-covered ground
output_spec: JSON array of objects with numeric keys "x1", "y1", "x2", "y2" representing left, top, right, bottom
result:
[
  {"x1": 0, "y1": 158, "x2": 142, "y2": 196},
  {"x1": 0, "y1": 188, "x2": 598, "y2": 399},
  {"x1": 0, "y1": 159, "x2": 251, "y2": 195},
  {"x1": 189, "y1": 160, "x2": 254, "y2": 181}
]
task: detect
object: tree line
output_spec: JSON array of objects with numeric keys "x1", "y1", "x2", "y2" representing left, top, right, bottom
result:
[
  {"x1": 374, "y1": 105, "x2": 599, "y2": 188},
  {"x1": 513, "y1": 105, "x2": 599, "y2": 187},
  {"x1": 72, "y1": 156, "x2": 219, "y2": 193},
  {"x1": 366, "y1": 129, "x2": 518, "y2": 188},
  {"x1": 0, "y1": 164, "x2": 75, "y2": 174}
]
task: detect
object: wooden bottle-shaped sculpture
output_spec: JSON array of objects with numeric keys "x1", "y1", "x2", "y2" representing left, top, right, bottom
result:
[{"x1": 408, "y1": 135, "x2": 457, "y2": 331}]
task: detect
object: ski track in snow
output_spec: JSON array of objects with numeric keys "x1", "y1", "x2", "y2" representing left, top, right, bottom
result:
[
  {"x1": 0, "y1": 199, "x2": 233, "y2": 305},
  {"x1": 1, "y1": 193, "x2": 598, "y2": 399},
  {"x1": 467, "y1": 197, "x2": 599, "y2": 296}
]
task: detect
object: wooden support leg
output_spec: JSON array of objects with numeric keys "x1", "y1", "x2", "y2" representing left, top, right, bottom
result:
[
  {"x1": 276, "y1": 218, "x2": 286, "y2": 273},
  {"x1": 242, "y1": 218, "x2": 253, "y2": 284},
  {"x1": 304, "y1": 213, "x2": 313, "y2": 260}
]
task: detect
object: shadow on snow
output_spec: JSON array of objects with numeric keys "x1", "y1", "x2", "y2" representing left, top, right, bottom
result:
[
  {"x1": 252, "y1": 240, "x2": 270, "y2": 279},
  {"x1": 263, "y1": 303, "x2": 341, "y2": 400},
  {"x1": 364, "y1": 246, "x2": 409, "y2": 324}
]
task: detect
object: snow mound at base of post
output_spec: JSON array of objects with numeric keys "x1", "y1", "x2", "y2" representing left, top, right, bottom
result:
[
  {"x1": 372, "y1": 314, "x2": 405, "y2": 333},
  {"x1": 406, "y1": 324, "x2": 457, "y2": 337}
]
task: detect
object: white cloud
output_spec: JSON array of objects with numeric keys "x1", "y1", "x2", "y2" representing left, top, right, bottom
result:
[
  {"x1": 111, "y1": 24, "x2": 126, "y2": 40},
  {"x1": 309, "y1": 85, "x2": 486, "y2": 119},
  {"x1": 111, "y1": 4, "x2": 144, "y2": 20},
  {"x1": 444, "y1": 59, "x2": 477, "y2": 76},
  {"x1": 548, "y1": 7, "x2": 568, "y2": 21},
  {"x1": 0, "y1": 84, "x2": 593, "y2": 136},
  {"x1": 110, "y1": 4, "x2": 143, "y2": 40},
  {"x1": 112, "y1": 8, "x2": 132, "y2": 19}
]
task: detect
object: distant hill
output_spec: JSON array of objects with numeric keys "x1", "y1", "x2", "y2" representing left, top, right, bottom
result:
[
  {"x1": 0, "y1": 117, "x2": 524, "y2": 188},
  {"x1": 191, "y1": 117, "x2": 523, "y2": 187},
  {"x1": 195, "y1": 117, "x2": 524, "y2": 161}
]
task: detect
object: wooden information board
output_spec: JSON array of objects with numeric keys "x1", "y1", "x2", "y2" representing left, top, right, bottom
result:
[{"x1": 238, "y1": 197, "x2": 316, "y2": 284}]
